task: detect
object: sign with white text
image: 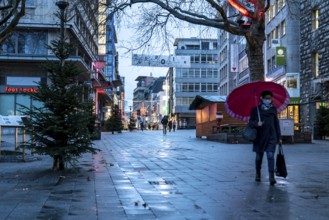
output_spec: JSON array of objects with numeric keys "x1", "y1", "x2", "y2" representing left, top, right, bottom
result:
[{"x1": 132, "y1": 54, "x2": 190, "y2": 68}]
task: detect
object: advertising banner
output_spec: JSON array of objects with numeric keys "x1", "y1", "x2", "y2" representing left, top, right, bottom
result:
[
  {"x1": 230, "y1": 44, "x2": 239, "y2": 72},
  {"x1": 132, "y1": 54, "x2": 190, "y2": 68}
]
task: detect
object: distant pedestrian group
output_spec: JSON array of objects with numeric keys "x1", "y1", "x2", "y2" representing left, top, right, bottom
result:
[{"x1": 161, "y1": 116, "x2": 177, "y2": 135}]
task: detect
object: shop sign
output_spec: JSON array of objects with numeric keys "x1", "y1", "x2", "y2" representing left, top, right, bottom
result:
[
  {"x1": 5, "y1": 86, "x2": 39, "y2": 93},
  {"x1": 276, "y1": 47, "x2": 286, "y2": 66},
  {"x1": 289, "y1": 97, "x2": 300, "y2": 104}
]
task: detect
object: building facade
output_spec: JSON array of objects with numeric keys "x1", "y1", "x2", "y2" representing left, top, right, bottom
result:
[
  {"x1": 0, "y1": 0, "x2": 98, "y2": 117},
  {"x1": 300, "y1": 0, "x2": 329, "y2": 132},
  {"x1": 264, "y1": 0, "x2": 301, "y2": 128},
  {"x1": 173, "y1": 38, "x2": 219, "y2": 129}
]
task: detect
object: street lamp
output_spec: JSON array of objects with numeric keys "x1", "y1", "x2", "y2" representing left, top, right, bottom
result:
[
  {"x1": 56, "y1": 1, "x2": 69, "y2": 45},
  {"x1": 129, "y1": 106, "x2": 132, "y2": 118}
]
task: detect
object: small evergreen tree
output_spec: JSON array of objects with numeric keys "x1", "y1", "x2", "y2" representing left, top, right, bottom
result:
[
  {"x1": 128, "y1": 115, "x2": 136, "y2": 131},
  {"x1": 315, "y1": 106, "x2": 329, "y2": 140},
  {"x1": 104, "y1": 105, "x2": 123, "y2": 133},
  {"x1": 20, "y1": 36, "x2": 97, "y2": 170}
]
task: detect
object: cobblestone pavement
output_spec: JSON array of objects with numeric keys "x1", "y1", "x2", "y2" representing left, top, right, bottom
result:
[{"x1": 0, "y1": 130, "x2": 329, "y2": 220}]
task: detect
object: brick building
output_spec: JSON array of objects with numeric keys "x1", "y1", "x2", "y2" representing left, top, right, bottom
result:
[{"x1": 300, "y1": 0, "x2": 329, "y2": 131}]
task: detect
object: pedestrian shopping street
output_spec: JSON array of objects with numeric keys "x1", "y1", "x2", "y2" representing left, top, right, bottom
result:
[{"x1": 0, "y1": 130, "x2": 329, "y2": 220}]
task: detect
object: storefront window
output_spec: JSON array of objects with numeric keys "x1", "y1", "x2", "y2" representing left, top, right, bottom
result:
[
  {"x1": 7, "y1": 77, "x2": 40, "y2": 86},
  {"x1": 0, "y1": 95, "x2": 15, "y2": 115},
  {"x1": 16, "y1": 95, "x2": 31, "y2": 115}
]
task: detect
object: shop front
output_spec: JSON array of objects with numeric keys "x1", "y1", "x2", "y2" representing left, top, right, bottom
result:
[{"x1": 0, "y1": 77, "x2": 43, "y2": 116}]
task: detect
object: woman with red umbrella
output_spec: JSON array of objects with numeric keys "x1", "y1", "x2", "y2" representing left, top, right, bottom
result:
[
  {"x1": 249, "y1": 90, "x2": 282, "y2": 185},
  {"x1": 225, "y1": 81, "x2": 289, "y2": 185}
]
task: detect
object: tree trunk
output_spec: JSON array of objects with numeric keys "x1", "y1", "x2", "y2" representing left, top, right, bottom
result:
[
  {"x1": 245, "y1": 16, "x2": 266, "y2": 82},
  {"x1": 246, "y1": 42, "x2": 265, "y2": 82},
  {"x1": 52, "y1": 155, "x2": 65, "y2": 170}
]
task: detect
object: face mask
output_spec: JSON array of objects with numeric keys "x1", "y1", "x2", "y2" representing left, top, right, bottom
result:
[{"x1": 263, "y1": 99, "x2": 272, "y2": 105}]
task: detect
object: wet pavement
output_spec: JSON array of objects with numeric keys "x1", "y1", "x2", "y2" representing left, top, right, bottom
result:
[{"x1": 0, "y1": 129, "x2": 329, "y2": 220}]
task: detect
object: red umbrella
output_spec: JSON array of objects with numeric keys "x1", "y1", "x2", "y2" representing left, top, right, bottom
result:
[{"x1": 225, "y1": 81, "x2": 290, "y2": 121}]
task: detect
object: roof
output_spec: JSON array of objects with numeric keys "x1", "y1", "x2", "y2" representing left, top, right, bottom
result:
[{"x1": 189, "y1": 95, "x2": 227, "y2": 110}]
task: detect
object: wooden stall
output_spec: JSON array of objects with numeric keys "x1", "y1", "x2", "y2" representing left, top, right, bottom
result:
[{"x1": 189, "y1": 95, "x2": 245, "y2": 138}]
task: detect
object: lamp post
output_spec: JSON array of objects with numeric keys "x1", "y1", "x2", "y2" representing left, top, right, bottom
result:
[
  {"x1": 56, "y1": 0, "x2": 69, "y2": 58},
  {"x1": 129, "y1": 106, "x2": 132, "y2": 118}
]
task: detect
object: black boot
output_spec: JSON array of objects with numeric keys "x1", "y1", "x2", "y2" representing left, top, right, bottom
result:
[
  {"x1": 255, "y1": 160, "x2": 262, "y2": 182},
  {"x1": 255, "y1": 173, "x2": 261, "y2": 182},
  {"x1": 269, "y1": 172, "x2": 276, "y2": 185}
]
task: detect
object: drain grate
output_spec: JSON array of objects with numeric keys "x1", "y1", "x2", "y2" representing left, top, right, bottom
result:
[{"x1": 148, "y1": 180, "x2": 175, "y2": 185}]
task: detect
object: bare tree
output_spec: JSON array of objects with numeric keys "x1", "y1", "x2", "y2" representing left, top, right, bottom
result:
[
  {"x1": 103, "y1": 0, "x2": 275, "y2": 81},
  {"x1": 0, "y1": 0, "x2": 26, "y2": 44}
]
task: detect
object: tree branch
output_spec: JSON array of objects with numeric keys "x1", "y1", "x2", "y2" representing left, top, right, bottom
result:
[
  {"x1": 109, "y1": 0, "x2": 247, "y2": 35},
  {"x1": 0, "y1": 0, "x2": 26, "y2": 44}
]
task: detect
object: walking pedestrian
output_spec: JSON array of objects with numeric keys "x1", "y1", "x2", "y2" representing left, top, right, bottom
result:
[
  {"x1": 140, "y1": 121, "x2": 144, "y2": 131},
  {"x1": 248, "y1": 90, "x2": 282, "y2": 185},
  {"x1": 161, "y1": 116, "x2": 168, "y2": 135},
  {"x1": 172, "y1": 120, "x2": 177, "y2": 132},
  {"x1": 168, "y1": 120, "x2": 173, "y2": 132}
]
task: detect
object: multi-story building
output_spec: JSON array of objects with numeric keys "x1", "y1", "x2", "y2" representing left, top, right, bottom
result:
[
  {"x1": 264, "y1": 0, "x2": 301, "y2": 127},
  {"x1": 0, "y1": 0, "x2": 98, "y2": 117},
  {"x1": 300, "y1": 0, "x2": 329, "y2": 132},
  {"x1": 173, "y1": 38, "x2": 219, "y2": 129},
  {"x1": 217, "y1": 3, "x2": 241, "y2": 95},
  {"x1": 133, "y1": 75, "x2": 156, "y2": 120}
]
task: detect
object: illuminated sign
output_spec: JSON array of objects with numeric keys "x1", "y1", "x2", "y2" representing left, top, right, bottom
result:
[{"x1": 5, "y1": 86, "x2": 39, "y2": 93}]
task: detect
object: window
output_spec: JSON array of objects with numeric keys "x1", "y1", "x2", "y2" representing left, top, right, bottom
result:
[
  {"x1": 272, "y1": 4, "x2": 276, "y2": 17},
  {"x1": 182, "y1": 83, "x2": 188, "y2": 92},
  {"x1": 186, "y1": 45, "x2": 200, "y2": 50},
  {"x1": 201, "y1": 42, "x2": 209, "y2": 50},
  {"x1": 1, "y1": 30, "x2": 47, "y2": 55},
  {"x1": 272, "y1": 56, "x2": 276, "y2": 69},
  {"x1": 188, "y1": 69, "x2": 194, "y2": 78},
  {"x1": 267, "y1": 59, "x2": 272, "y2": 73},
  {"x1": 195, "y1": 83, "x2": 200, "y2": 92},
  {"x1": 267, "y1": 33, "x2": 271, "y2": 48},
  {"x1": 175, "y1": 68, "x2": 182, "y2": 78},
  {"x1": 207, "y1": 83, "x2": 213, "y2": 92},
  {"x1": 176, "y1": 83, "x2": 182, "y2": 92},
  {"x1": 282, "y1": 0, "x2": 286, "y2": 7},
  {"x1": 312, "y1": 9, "x2": 319, "y2": 30},
  {"x1": 195, "y1": 69, "x2": 200, "y2": 78},
  {"x1": 201, "y1": 83, "x2": 207, "y2": 92},
  {"x1": 271, "y1": 29, "x2": 276, "y2": 41},
  {"x1": 277, "y1": 0, "x2": 282, "y2": 11},
  {"x1": 26, "y1": 0, "x2": 36, "y2": 7},
  {"x1": 276, "y1": 25, "x2": 280, "y2": 38},
  {"x1": 7, "y1": 77, "x2": 40, "y2": 86},
  {"x1": 312, "y1": 52, "x2": 319, "y2": 77},
  {"x1": 182, "y1": 69, "x2": 188, "y2": 78},
  {"x1": 281, "y1": 20, "x2": 286, "y2": 36},
  {"x1": 201, "y1": 54, "x2": 207, "y2": 64},
  {"x1": 0, "y1": 95, "x2": 15, "y2": 115},
  {"x1": 207, "y1": 69, "x2": 213, "y2": 78},
  {"x1": 201, "y1": 69, "x2": 207, "y2": 78},
  {"x1": 195, "y1": 55, "x2": 200, "y2": 63},
  {"x1": 213, "y1": 42, "x2": 218, "y2": 50}
]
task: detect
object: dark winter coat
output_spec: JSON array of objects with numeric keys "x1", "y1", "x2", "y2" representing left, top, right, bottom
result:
[
  {"x1": 161, "y1": 117, "x2": 168, "y2": 125},
  {"x1": 248, "y1": 104, "x2": 281, "y2": 153}
]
